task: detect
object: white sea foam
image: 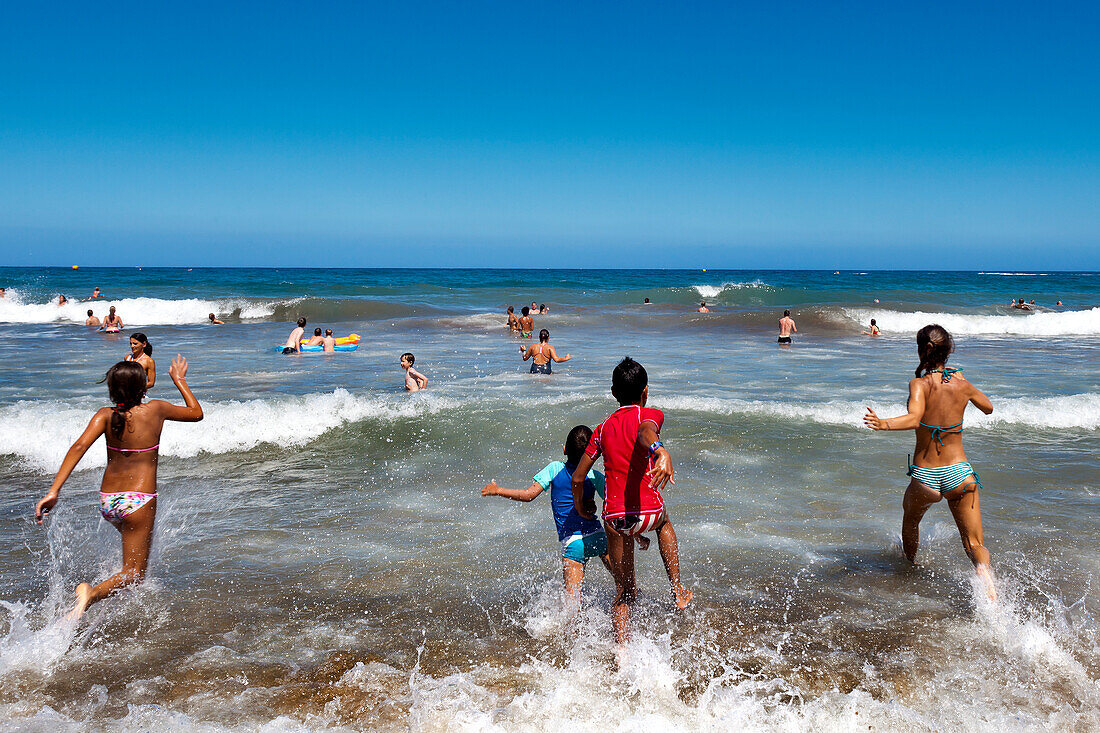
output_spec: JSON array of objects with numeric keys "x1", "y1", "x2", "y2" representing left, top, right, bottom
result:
[
  {"x1": 658, "y1": 392, "x2": 1100, "y2": 431},
  {"x1": 0, "y1": 389, "x2": 458, "y2": 471},
  {"x1": 837, "y1": 306, "x2": 1100, "y2": 336},
  {"x1": 0, "y1": 296, "x2": 294, "y2": 325},
  {"x1": 691, "y1": 280, "x2": 772, "y2": 299}
]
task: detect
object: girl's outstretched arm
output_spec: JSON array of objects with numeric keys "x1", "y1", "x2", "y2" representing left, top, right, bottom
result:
[
  {"x1": 968, "y1": 381, "x2": 994, "y2": 415},
  {"x1": 36, "y1": 410, "x2": 110, "y2": 523},
  {"x1": 153, "y1": 355, "x2": 203, "y2": 422},
  {"x1": 864, "y1": 379, "x2": 925, "y2": 431},
  {"x1": 482, "y1": 480, "x2": 545, "y2": 502}
]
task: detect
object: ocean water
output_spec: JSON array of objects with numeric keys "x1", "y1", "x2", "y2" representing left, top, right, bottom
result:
[{"x1": 0, "y1": 267, "x2": 1097, "y2": 731}]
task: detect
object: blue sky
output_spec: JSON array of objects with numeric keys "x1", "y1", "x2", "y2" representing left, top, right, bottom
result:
[{"x1": 1, "y1": 1, "x2": 1097, "y2": 268}]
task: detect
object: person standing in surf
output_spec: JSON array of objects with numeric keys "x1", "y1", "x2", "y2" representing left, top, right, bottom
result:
[
  {"x1": 520, "y1": 329, "x2": 571, "y2": 374},
  {"x1": 35, "y1": 355, "x2": 203, "y2": 619},
  {"x1": 282, "y1": 317, "x2": 306, "y2": 354},
  {"x1": 863, "y1": 324, "x2": 996, "y2": 599},
  {"x1": 126, "y1": 333, "x2": 156, "y2": 390},
  {"x1": 778, "y1": 309, "x2": 797, "y2": 345}
]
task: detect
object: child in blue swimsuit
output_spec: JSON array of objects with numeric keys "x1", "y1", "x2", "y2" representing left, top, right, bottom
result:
[{"x1": 482, "y1": 425, "x2": 648, "y2": 611}]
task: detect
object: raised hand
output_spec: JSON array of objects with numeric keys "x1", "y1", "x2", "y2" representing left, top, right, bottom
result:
[
  {"x1": 863, "y1": 407, "x2": 885, "y2": 430},
  {"x1": 645, "y1": 449, "x2": 675, "y2": 490},
  {"x1": 169, "y1": 354, "x2": 189, "y2": 381}
]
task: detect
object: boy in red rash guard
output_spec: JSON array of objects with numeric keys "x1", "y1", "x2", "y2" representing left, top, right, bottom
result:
[{"x1": 571, "y1": 357, "x2": 692, "y2": 642}]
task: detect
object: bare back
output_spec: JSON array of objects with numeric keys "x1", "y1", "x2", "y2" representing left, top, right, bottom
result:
[
  {"x1": 909, "y1": 372, "x2": 983, "y2": 467},
  {"x1": 99, "y1": 402, "x2": 178, "y2": 494}
]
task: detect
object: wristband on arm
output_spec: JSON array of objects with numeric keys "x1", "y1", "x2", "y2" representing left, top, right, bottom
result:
[{"x1": 648, "y1": 440, "x2": 664, "y2": 455}]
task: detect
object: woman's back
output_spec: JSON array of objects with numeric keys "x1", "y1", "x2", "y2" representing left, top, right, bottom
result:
[{"x1": 912, "y1": 371, "x2": 974, "y2": 465}]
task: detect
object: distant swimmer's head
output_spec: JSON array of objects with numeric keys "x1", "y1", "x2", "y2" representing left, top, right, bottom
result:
[
  {"x1": 130, "y1": 332, "x2": 152, "y2": 356},
  {"x1": 564, "y1": 424, "x2": 593, "y2": 465},
  {"x1": 521, "y1": 306, "x2": 530, "y2": 316},
  {"x1": 784, "y1": 309, "x2": 790, "y2": 317},
  {"x1": 1057, "y1": 300, "x2": 1063, "y2": 306},
  {"x1": 58, "y1": 295, "x2": 68, "y2": 305},
  {"x1": 915, "y1": 324, "x2": 954, "y2": 378},
  {"x1": 540, "y1": 303, "x2": 546, "y2": 311},
  {"x1": 700, "y1": 301, "x2": 706, "y2": 307},
  {"x1": 100, "y1": 361, "x2": 147, "y2": 437},
  {"x1": 92, "y1": 287, "x2": 100, "y2": 296},
  {"x1": 297, "y1": 317, "x2": 307, "y2": 328},
  {"x1": 0, "y1": 288, "x2": 5, "y2": 297},
  {"x1": 539, "y1": 329, "x2": 550, "y2": 342},
  {"x1": 612, "y1": 357, "x2": 648, "y2": 406},
  {"x1": 507, "y1": 306, "x2": 514, "y2": 314},
  {"x1": 401, "y1": 352, "x2": 415, "y2": 368},
  {"x1": 314, "y1": 327, "x2": 322, "y2": 336},
  {"x1": 208, "y1": 313, "x2": 216, "y2": 321},
  {"x1": 87, "y1": 309, "x2": 94, "y2": 317},
  {"x1": 644, "y1": 297, "x2": 651, "y2": 303},
  {"x1": 325, "y1": 329, "x2": 333, "y2": 336},
  {"x1": 531, "y1": 302, "x2": 538, "y2": 309}
]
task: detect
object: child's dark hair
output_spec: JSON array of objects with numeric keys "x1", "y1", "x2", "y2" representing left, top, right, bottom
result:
[
  {"x1": 870, "y1": 318, "x2": 877, "y2": 326},
  {"x1": 325, "y1": 329, "x2": 332, "y2": 335},
  {"x1": 539, "y1": 329, "x2": 549, "y2": 342},
  {"x1": 784, "y1": 309, "x2": 791, "y2": 316},
  {"x1": 612, "y1": 357, "x2": 648, "y2": 405},
  {"x1": 314, "y1": 327, "x2": 322, "y2": 336},
  {"x1": 131, "y1": 332, "x2": 152, "y2": 356},
  {"x1": 401, "y1": 352, "x2": 415, "y2": 364},
  {"x1": 507, "y1": 305, "x2": 514, "y2": 313},
  {"x1": 87, "y1": 309, "x2": 94, "y2": 317},
  {"x1": 565, "y1": 425, "x2": 592, "y2": 465},
  {"x1": 99, "y1": 361, "x2": 147, "y2": 438},
  {"x1": 297, "y1": 317, "x2": 307, "y2": 327},
  {"x1": 521, "y1": 306, "x2": 529, "y2": 316},
  {"x1": 915, "y1": 324, "x2": 954, "y2": 378}
]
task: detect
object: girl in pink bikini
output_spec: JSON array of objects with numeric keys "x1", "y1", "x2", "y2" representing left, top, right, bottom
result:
[{"x1": 35, "y1": 354, "x2": 203, "y2": 619}]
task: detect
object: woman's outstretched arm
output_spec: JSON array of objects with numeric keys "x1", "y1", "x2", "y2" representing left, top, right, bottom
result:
[
  {"x1": 864, "y1": 379, "x2": 925, "y2": 431},
  {"x1": 36, "y1": 410, "x2": 109, "y2": 523},
  {"x1": 153, "y1": 355, "x2": 203, "y2": 422}
]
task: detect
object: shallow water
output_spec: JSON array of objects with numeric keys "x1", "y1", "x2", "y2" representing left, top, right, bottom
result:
[{"x1": 0, "y1": 268, "x2": 1097, "y2": 730}]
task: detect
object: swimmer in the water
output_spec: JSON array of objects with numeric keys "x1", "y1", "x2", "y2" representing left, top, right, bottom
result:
[
  {"x1": 85, "y1": 310, "x2": 100, "y2": 327},
  {"x1": 58, "y1": 295, "x2": 68, "y2": 306},
  {"x1": 862, "y1": 318, "x2": 881, "y2": 336},
  {"x1": 644, "y1": 298, "x2": 652, "y2": 305},
  {"x1": 126, "y1": 333, "x2": 156, "y2": 390},
  {"x1": 506, "y1": 306, "x2": 520, "y2": 333},
  {"x1": 778, "y1": 309, "x2": 797, "y2": 345},
  {"x1": 401, "y1": 353, "x2": 427, "y2": 392},
  {"x1": 99, "y1": 306, "x2": 123, "y2": 333},
  {"x1": 208, "y1": 313, "x2": 224, "y2": 325},
  {"x1": 520, "y1": 329, "x2": 571, "y2": 374},
  {"x1": 697, "y1": 301, "x2": 710, "y2": 313},
  {"x1": 303, "y1": 327, "x2": 325, "y2": 348},
  {"x1": 539, "y1": 303, "x2": 549, "y2": 314},
  {"x1": 35, "y1": 355, "x2": 203, "y2": 619},
  {"x1": 86, "y1": 286, "x2": 102, "y2": 301},
  {"x1": 518, "y1": 307, "x2": 534, "y2": 339},
  {"x1": 863, "y1": 324, "x2": 996, "y2": 600},
  {"x1": 282, "y1": 317, "x2": 306, "y2": 354},
  {"x1": 322, "y1": 329, "x2": 336, "y2": 352},
  {"x1": 0, "y1": 287, "x2": 5, "y2": 298}
]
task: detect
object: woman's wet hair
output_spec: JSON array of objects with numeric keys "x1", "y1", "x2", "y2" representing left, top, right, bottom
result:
[
  {"x1": 565, "y1": 425, "x2": 593, "y2": 465},
  {"x1": 99, "y1": 361, "x2": 147, "y2": 438},
  {"x1": 130, "y1": 332, "x2": 152, "y2": 356},
  {"x1": 539, "y1": 329, "x2": 549, "y2": 342},
  {"x1": 612, "y1": 357, "x2": 648, "y2": 405},
  {"x1": 870, "y1": 319, "x2": 877, "y2": 326},
  {"x1": 915, "y1": 324, "x2": 954, "y2": 378}
]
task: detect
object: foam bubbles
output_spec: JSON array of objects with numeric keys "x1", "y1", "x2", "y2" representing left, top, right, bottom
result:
[
  {"x1": 0, "y1": 296, "x2": 288, "y2": 325},
  {"x1": 838, "y1": 307, "x2": 1100, "y2": 337}
]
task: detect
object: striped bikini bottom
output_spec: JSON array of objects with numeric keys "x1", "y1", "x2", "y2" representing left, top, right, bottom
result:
[{"x1": 907, "y1": 462, "x2": 981, "y2": 494}]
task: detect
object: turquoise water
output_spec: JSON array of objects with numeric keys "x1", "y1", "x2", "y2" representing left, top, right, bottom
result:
[{"x1": 0, "y1": 268, "x2": 1097, "y2": 730}]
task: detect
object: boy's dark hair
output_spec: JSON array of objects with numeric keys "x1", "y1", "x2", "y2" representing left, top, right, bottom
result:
[
  {"x1": 521, "y1": 306, "x2": 529, "y2": 316},
  {"x1": 565, "y1": 425, "x2": 593, "y2": 465},
  {"x1": 539, "y1": 329, "x2": 549, "y2": 342},
  {"x1": 612, "y1": 357, "x2": 648, "y2": 405},
  {"x1": 314, "y1": 327, "x2": 322, "y2": 336},
  {"x1": 297, "y1": 317, "x2": 307, "y2": 327},
  {"x1": 784, "y1": 309, "x2": 790, "y2": 316},
  {"x1": 401, "y1": 352, "x2": 415, "y2": 364},
  {"x1": 87, "y1": 309, "x2": 94, "y2": 316},
  {"x1": 507, "y1": 306, "x2": 514, "y2": 313},
  {"x1": 325, "y1": 329, "x2": 332, "y2": 335}
]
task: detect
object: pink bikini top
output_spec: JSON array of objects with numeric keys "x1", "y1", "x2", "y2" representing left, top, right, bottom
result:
[{"x1": 107, "y1": 444, "x2": 160, "y2": 453}]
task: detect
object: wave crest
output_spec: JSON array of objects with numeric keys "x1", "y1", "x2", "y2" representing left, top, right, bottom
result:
[
  {"x1": 837, "y1": 307, "x2": 1100, "y2": 337},
  {"x1": 0, "y1": 296, "x2": 295, "y2": 325}
]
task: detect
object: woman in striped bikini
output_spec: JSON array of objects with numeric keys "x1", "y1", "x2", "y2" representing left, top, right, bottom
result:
[
  {"x1": 35, "y1": 354, "x2": 203, "y2": 619},
  {"x1": 863, "y1": 324, "x2": 997, "y2": 599}
]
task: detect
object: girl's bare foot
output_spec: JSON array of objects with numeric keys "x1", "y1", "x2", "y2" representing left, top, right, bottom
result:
[
  {"x1": 977, "y1": 565, "x2": 997, "y2": 602},
  {"x1": 672, "y1": 584, "x2": 693, "y2": 610},
  {"x1": 66, "y1": 583, "x2": 94, "y2": 620}
]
